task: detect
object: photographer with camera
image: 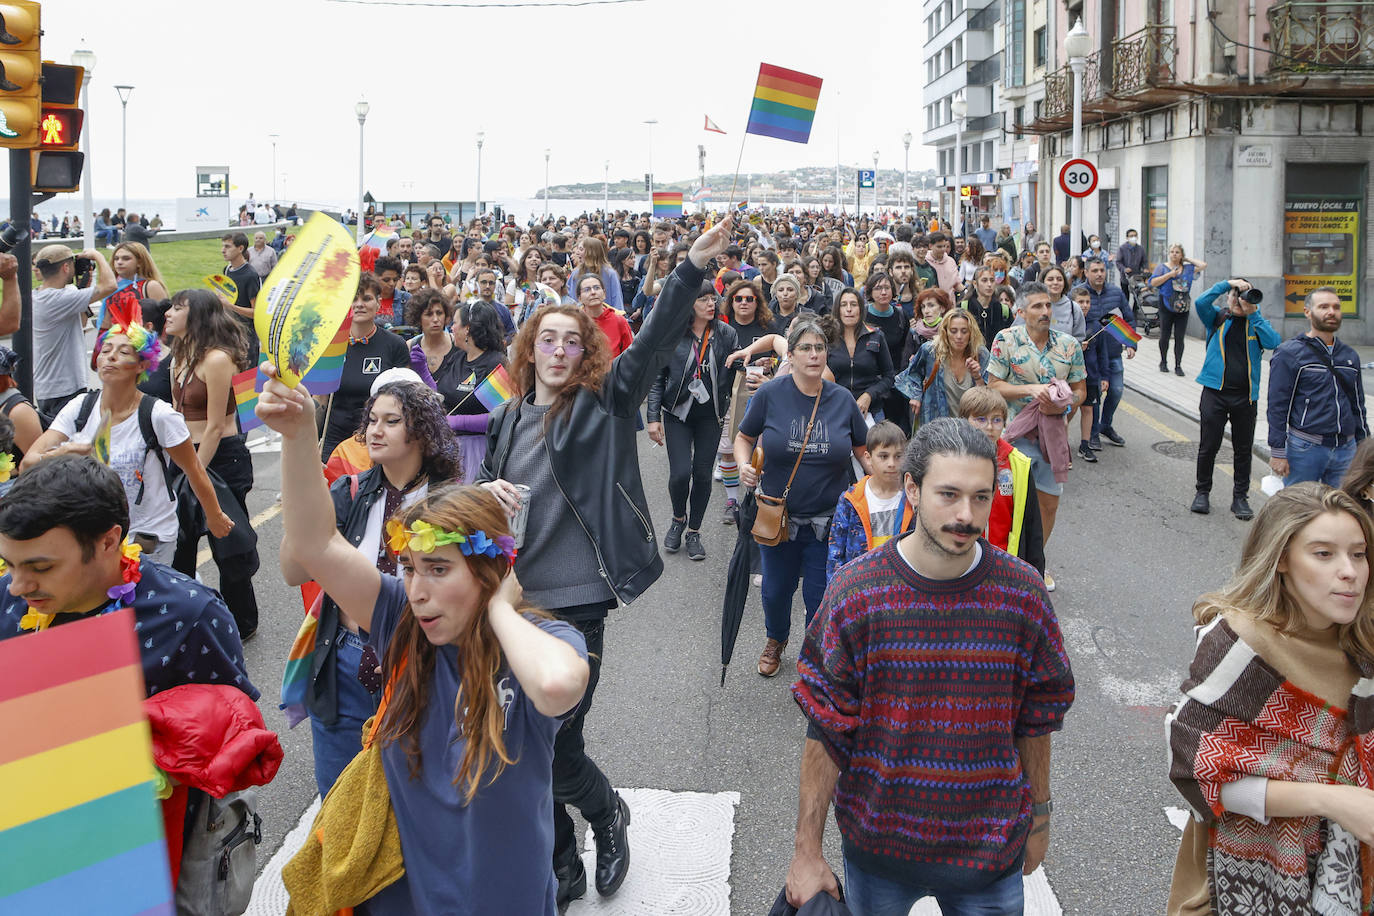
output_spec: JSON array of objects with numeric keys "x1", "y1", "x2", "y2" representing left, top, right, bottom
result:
[
  {"x1": 1189, "y1": 278, "x2": 1280, "y2": 520},
  {"x1": 33, "y1": 244, "x2": 116, "y2": 418}
]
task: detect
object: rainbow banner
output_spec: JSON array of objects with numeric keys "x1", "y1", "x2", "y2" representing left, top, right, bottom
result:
[
  {"x1": 1104, "y1": 314, "x2": 1143, "y2": 347},
  {"x1": 652, "y1": 192, "x2": 683, "y2": 219},
  {"x1": 234, "y1": 315, "x2": 350, "y2": 432},
  {"x1": 0, "y1": 609, "x2": 173, "y2": 915},
  {"x1": 473, "y1": 363, "x2": 515, "y2": 411},
  {"x1": 746, "y1": 63, "x2": 823, "y2": 144}
]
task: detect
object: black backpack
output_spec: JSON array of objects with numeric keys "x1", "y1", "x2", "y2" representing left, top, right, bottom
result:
[
  {"x1": 74, "y1": 391, "x2": 175, "y2": 505},
  {"x1": 0, "y1": 387, "x2": 55, "y2": 430}
]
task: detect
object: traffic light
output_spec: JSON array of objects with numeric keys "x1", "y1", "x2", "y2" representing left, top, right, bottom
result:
[
  {"x1": 0, "y1": 1, "x2": 39, "y2": 149},
  {"x1": 38, "y1": 61, "x2": 82, "y2": 151},
  {"x1": 32, "y1": 149, "x2": 81, "y2": 192}
]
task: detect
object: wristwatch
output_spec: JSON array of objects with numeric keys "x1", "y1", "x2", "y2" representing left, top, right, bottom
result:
[{"x1": 1031, "y1": 800, "x2": 1053, "y2": 818}]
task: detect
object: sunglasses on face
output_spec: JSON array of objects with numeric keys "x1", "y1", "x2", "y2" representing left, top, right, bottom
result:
[
  {"x1": 733, "y1": 295, "x2": 756, "y2": 303},
  {"x1": 535, "y1": 340, "x2": 584, "y2": 356}
]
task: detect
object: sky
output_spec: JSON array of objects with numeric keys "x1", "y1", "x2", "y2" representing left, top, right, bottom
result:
[{"x1": 40, "y1": 0, "x2": 936, "y2": 207}]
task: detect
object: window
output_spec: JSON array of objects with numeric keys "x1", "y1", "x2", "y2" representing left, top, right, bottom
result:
[
  {"x1": 1034, "y1": 26, "x2": 1047, "y2": 68},
  {"x1": 1142, "y1": 165, "x2": 1169, "y2": 267},
  {"x1": 1005, "y1": 0, "x2": 1027, "y2": 86},
  {"x1": 1033, "y1": 99, "x2": 1043, "y2": 119},
  {"x1": 955, "y1": 37, "x2": 963, "y2": 64},
  {"x1": 983, "y1": 140, "x2": 994, "y2": 172},
  {"x1": 1014, "y1": 105, "x2": 1025, "y2": 139}
]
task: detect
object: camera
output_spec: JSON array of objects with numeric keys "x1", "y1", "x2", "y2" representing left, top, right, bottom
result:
[
  {"x1": 1241, "y1": 288, "x2": 1263, "y2": 305},
  {"x1": 73, "y1": 256, "x2": 94, "y2": 289}
]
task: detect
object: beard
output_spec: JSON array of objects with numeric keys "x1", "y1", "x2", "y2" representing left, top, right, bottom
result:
[{"x1": 916, "y1": 505, "x2": 982, "y2": 559}]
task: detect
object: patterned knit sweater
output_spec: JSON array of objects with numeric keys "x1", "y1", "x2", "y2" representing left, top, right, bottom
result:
[{"x1": 792, "y1": 537, "x2": 1075, "y2": 889}]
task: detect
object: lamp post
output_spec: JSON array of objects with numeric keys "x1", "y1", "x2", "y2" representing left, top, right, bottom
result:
[
  {"x1": 643, "y1": 119, "x2": 657, "y2": 207},
  {"x1": 71, "y1": 46, "x2": 95, "y2": 250},
  {"x1": 269, "y1": 133, "x2": 279, "y2": 203},
  {"x1": 1065, "y1": 18, "x2": 1091, "y2": 264},
  {"x1": 951, "y1": 96, "x2": 967, "y2": 241},
  {"x1": 793, "y1": 178, "x2": 799, "y2": 210},
  {"x1": 902, "y1": 131, "x2": 912, "y2": 215},
  {"x1": 355, "y1": 100, "x2": 369, "y2": 245},
  {"x1": 603, "y1": 159, "x2": 609, "y2": 216},
  {"x1": 114, "y1": 84, "x2": 134, "y2": 212},
  {"x1": 872, "y1": 150, "x2": 880, "y2": 214},
  {"x1": 543, "y1": 148, "x2": 551, "y2": 220},
  {"x1": 475, "y1": 131, "x2": 484, "y2": 220}
]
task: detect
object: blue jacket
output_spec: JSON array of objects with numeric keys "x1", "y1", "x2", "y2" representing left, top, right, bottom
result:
[
  {"x1": 1084, "y1": 281, "x2": 1135, "y2": 359},
  {"x1": 1266, "y1": 333, "x2": 1369, "y2": 459},
  {"x1": 906, "y1": 341, "x2": 991, "y2": 425},
  {"x1": 1150, "y1": 262, "x2": 1196, "y2": 311},
  {"x1": 1193, "y1": 281, "x2": 1281, "y2": 402}
]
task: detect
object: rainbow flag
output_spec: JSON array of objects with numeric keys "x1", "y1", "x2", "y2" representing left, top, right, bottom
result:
[
  {"x1": 745, "y1": 63, "x2": 823, "y2": 144},
  {"x1": 280, "y1": 582, "x2": 323, "y2": 728},
  {"x1": 1104, "y1": 313, "x2": 1142, "y2": 347},
  {"x1": 652, "y1": 192, "x2": 683, "y2": 218},
  {"x1": 234, "y1": 315, "x2": 351, "y2": 432},
  {"x1": 0, "y1": 609, "x2": 173, "y2": 915},
  {"x1": 473, "y1": 363, "x2": 515, "y2": 411}
]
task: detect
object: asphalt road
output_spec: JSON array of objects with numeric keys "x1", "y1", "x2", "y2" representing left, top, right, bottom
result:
[{"x1": 223, "y1": 391, "x2": 1255, "y2": 915}]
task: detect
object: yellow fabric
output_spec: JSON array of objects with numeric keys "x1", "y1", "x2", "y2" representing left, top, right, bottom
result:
[
  {"x1": 283, "y1": 715, "x2": 404, "y2": 916},
  {"x1": 1005, "y1": 446, "x2": 1032, "y2": 556}
]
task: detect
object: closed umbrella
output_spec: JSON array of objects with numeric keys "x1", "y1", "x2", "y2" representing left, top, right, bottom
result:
[{"x1": 719, "y1": 448, "x2": 764, "y2": 686}]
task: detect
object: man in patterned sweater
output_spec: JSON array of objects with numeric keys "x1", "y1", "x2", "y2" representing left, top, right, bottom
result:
[{"x1": 784, "y1": 418, "x2": 1075, "y2": 914}]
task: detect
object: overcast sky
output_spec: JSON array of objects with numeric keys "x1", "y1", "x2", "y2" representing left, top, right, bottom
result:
[{"x1": 42, "y1": 0, "x2": 935, "y2": 206}]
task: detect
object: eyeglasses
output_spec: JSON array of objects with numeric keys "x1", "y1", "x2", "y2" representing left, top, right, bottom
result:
[
  {"x1": 792, "y1": 343, "x2": 826, "y2": 354},
  {"x1": 968, "y1": 416, "x2": 1005, "y2": 428},
  {"x1": 536, "y1": 340, "x2": 584, "y2": 356},
  {"x1": 733, "y1": 295, "x2": 756, "y2": 303}
]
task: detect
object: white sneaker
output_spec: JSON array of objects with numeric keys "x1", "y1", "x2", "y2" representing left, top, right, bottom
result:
[
  {"x1": 751, "y1": 574, "x2": 762, "y2": 588},
  {"x1": 1044, "y1": 572, "x2": 1056, "y2": 592},
  {"x1": 713, "y1": 467, "x2": 723, "y2": 481}
]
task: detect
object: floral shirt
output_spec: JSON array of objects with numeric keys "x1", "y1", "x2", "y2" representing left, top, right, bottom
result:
[{"x1": 987, "y1": 326, "x2": 1086, "y2": 418}]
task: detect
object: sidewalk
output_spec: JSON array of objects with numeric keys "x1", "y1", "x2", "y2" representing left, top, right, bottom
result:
[{"x1": 1122, "y1": 332, "x2": 1374, "y2": 461}]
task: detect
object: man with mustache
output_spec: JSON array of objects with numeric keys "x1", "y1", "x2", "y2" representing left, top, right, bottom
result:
[{"x1": 785, "y1": 419, "x2": 1074, "y2": 914}]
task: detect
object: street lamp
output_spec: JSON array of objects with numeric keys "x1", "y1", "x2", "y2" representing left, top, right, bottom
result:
[
  {"x1": 475, "y1": 131, "x2": 485, "y2": 220},
  {"x1": 644, "y1": 119, "x2": 658, "y2": 205},
  {"x1": 951, "y1": 95, "x2": 968, "y2": 241},
  {"x1": 603, "y1": 159, "x2": 610, "y2": 216},
  {"x1": 269, "y1": 134, "x2": 279, "y2": 203},
  {"x1": 1065, "y1": 18, "x2": 1091, "y2": 262},
  {"x1": 114, "y1": 84, "x2": 134, "y2": 212},
  {"x1": 71, "y1": 46, "x2": 95, "y2": 250},
  {"x1": 355, "y1": 99, "x2": 369, "y2": 245},
  {"x1": 543, "y1": 148, "x2": 551, "y2": 220},
  {"x1": 902, "y1": 131, "x2": 912, "y2": 215},
  {"x1": 872, "y1": 150, "x2": 880, "y2": 214}
]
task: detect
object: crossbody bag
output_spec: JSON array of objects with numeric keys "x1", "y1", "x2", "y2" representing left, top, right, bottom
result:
[{"x1": 752, "y1": 391, "x2": 822, "y2": 547}]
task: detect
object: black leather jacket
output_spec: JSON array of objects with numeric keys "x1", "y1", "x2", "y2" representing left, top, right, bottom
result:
[
  {"x1": 477, "y1": 260, "x2": 704, "y2": 604},
  {"x1": 644, "y1": 317, "x2": 739, "y2": 425}
]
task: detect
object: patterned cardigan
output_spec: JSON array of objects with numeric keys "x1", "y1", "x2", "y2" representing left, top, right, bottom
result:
[{"x1": 1166, "y1": 616, "x2": 1374, "y2": 915}]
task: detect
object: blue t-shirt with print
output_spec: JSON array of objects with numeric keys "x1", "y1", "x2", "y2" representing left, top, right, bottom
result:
[
  {"x1": 365, "y1": 574, "x2": 587, "y2": 916},
  {"x1": 738, "y1": 376, "x2": 868, "y2": 519}
]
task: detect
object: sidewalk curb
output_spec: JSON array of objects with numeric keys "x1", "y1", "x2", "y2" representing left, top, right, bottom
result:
[{"x1": 1125, "y1": 379, "x2": 1273, "y2": 463}]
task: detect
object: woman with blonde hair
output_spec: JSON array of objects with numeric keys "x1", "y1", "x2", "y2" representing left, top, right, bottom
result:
[
  {"x1": 1150, "y1": 242, "x2": 1207, "y2": 375},
  {"x1": 260, "y1": 361, "x2": 590, "y2": 911},
  {"x1": 1167, "y1": 482, "x2": 1374, "y2": 915},
  {"x1": 96, "y1": 242, "x2": 169, "y2": 337},
  {"x1": 903, "y1": 308, "x2": 988, "y2": 427},
  {"x1": 567, "y1": 236, "x2": 623, "y2": 310}
]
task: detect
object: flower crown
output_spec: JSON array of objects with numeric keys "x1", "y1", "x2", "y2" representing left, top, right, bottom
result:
[
  {"x1": 97, "y1": 322, "x2": 161, "y2": 383},
  {"x1": 385, "y1": 518, "x2": 516, "y2": 562}
]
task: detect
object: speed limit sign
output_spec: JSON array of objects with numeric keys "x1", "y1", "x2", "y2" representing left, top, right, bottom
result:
[{"x1": 1059, "y1": 158, "x2": 1098, "y2": 198}]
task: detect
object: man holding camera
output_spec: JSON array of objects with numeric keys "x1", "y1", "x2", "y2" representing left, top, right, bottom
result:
[
  {"x1": 33, "y1": 244, "x2": 116, "y2": 418},
  {"x1": 1190, "y1": 279, "x2": 1280, "y2": 519}
]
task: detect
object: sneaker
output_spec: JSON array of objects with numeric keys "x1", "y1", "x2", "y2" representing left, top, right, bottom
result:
[
  {"x1": 1174, "y1": 365, "x2": 1185, "y2": 376},
  {"x1": 1159, "y1": 360, "x2": 1169, "y2": 373},
  {"x1": 722, "y1": 499, "x2": 739, "y2": 526},
  {"x1": 1044, "y1": 572, "x2": 1056, "y2": 592},
  {"x1": 685, "y1": 531, "x2": 705, "y2": 561},
  {"x1": 1077, "y1": 442, "x2": 1098, "y2": 463},
  {"x1": 1190, "y1": 491, "x2": 1211, "y2": 515},
  {"x1": 751, "y1": 573, "x2": 762, "y2": 588},
  {"x1": 664, "y1": 517, "x2": 686, "y2": 552},
  {"x1": 713, "y1": 466, "x2": 723, "y2": 481},
  {"x1": 1087, "y1": 438, "x2": 1104, "y2": 451},
  {"x1": 758, "y1": 638, "x2": 787, "y2": 677},
  {"x1": 1100, "y1": 427, "x2": 1126, "y2": 447}
]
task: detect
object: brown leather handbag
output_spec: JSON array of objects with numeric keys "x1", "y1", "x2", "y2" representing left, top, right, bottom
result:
[{"x1": 752, "y1": 392, "x2": 822, "y2": 547}]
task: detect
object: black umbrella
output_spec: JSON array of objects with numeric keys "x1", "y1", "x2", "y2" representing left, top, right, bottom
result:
[{"x1": 719, "y1": 486, "x2": 759, "y2": 686}]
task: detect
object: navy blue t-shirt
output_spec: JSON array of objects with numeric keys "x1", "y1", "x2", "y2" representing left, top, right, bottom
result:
[
  {"x1": 0, "y1": 559, "x2": 257, "y2": 700},
  {"x1": 366, "y1": 574, "x2": 587, "y2": 916},
  {"x1": 738, "y1": 376, "x2": 868, "y2": 518}
]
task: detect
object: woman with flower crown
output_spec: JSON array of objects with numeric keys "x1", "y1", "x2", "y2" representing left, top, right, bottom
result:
[
  {"x1": 259, "y1": 358, "x2": 590, "y2": 916},
  {"x1": 24, "y1": 320, "x2": 232, "y2": 564},
  {"x1": 279, "y1": 373, "x2": 464, "y2": 797}
]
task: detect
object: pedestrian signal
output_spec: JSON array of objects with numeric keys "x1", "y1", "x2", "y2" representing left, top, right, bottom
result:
[
  {"x1": 0, "y1": 1, "x2": 40, "y2": 149},
  {"x1": 32, "y1": 150, "x2": 83, "y2": 193},
  {"x1": 38, "y1": 63, "x2": 83, "y2": 152}
]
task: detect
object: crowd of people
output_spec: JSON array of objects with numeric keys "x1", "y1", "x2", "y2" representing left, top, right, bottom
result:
[{"x1": 0, "y1": 197, "x2": 1372, "y2": 916}]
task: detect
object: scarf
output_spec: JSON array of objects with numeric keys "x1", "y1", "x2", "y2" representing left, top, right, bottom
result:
[{"x1": 1166, "y1": 617, "x2": 1374, "y2": 915}]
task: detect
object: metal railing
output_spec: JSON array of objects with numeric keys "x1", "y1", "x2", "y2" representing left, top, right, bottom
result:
[
  {"x1": 1269, "y1": 2, "x2": 1374, "y2": 70},
  {"x1": 1112, "y1": 25, "x2": 1179, "y2": 92},
  {"x1": 1040, "y1": 51, "x2": 1102, "y2": 120}
]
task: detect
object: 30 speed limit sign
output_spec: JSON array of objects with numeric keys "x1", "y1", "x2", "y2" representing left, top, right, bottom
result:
[{"x1": 1058, "y1": 158, "x2": 1098, "y2": 197}]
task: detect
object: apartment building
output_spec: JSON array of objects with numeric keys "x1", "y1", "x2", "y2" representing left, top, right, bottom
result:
[{"x1": 1024, "y1": 0, "x2": 1374, "y2": 341}]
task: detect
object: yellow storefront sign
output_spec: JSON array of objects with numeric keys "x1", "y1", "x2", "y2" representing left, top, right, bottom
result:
[{"x1": 1283, "y1": 197, "x2": 1361, "y2": 315}]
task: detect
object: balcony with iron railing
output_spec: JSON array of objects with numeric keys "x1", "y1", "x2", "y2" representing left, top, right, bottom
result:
[
  {"x1": 1269, "y1": 2, "x2": 1374, "y2": 71},
  {"x1": 1112, "y1": 25, "x2": 1179, "y2": 94},
  {"x1": 1030, "y1": 25, "x2": 1184, "y2": 132}
]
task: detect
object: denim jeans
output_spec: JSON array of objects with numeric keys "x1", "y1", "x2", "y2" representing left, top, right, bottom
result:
[
  {"x1": 309, "y1": 627, "x2": 378, "y2": 796},
  {"x1": 1091, "y1": 354, "x2": 1125, "y2": 438},
  {"x1": 843, "y1": 857, "x2": 1024, "y2": 916},
  {"x1": 759, "y1": 523, "x2": 828, "y2": 644},
  {"x1": 1284, "y1": 435, "x2": 1357, "y2": 488}
]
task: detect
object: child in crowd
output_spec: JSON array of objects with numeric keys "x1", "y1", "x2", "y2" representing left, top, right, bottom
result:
[
  {"x1": 826, "y1": 421, "x2": 913, "y2": 578},
  {"x1": 957, "y1": 387, "x2": 1046, "y2": 574},
  {"x1": 1073, "y1": 286, "x2": 1106, "y2": 462}
]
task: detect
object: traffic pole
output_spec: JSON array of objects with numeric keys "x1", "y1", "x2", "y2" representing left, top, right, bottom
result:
[{"x1": 11, "y1": 148, "x2": 32, "y2": 398}]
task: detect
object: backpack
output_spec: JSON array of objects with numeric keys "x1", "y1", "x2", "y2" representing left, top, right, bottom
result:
[
  {"x1": 74, "y1": 391, "x2": 175, "y2": 504},
  {"x1": 0, "y1": 386, "x2": 53, "y2": 431},
  {"x1": 175, "y1": 787, "x2": 263, "y2": 916}
]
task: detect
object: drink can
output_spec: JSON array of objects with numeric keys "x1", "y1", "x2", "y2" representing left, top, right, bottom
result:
[{"x1": 510, "y1": 484, "x2": 532, "y2": 549}]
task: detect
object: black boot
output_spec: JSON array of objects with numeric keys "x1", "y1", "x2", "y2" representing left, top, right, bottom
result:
[
  {"x1": 1190, "y1": 491, "x2": 1210, "y2": 514},
  {"x1": 1174, "y1": 364, "x2": 1185, "y2": 376},
  {"x1": 1231, "y1": 495, "x2": 1254, "y2": 521},
  {"x1": 592, "y1": 794, "x2": 631, "y2": 896},
  {"x1": 555, "y1": 847, "x2": 587, "y2": 909}
]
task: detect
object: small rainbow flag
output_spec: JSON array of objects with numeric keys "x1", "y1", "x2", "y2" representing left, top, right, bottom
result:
[
  {"x1": 690, "y1": 187, "x2": 713, "y2": 203},
  {"x1": 652, "y1": 192, "x2": 683, "y2": 219},
  {"x1": 234, "y1": 315, "x2": 351, "y2": 432},
  {"x1": 0, "y1": 609, "x2": 174, "y2": 915},
  {"x1": 1103, "y1": 313, "x2": 1142, "y2": 347},
  {"x1": 736, "y1": 200, "x2": 749, "y2": 212},
  {"x1": 280, "y1": 582, "x2": 323, "y2": 728},
  {"x1": 746, "y1": 63, "x2": 823, "y2": 144},
  {"x1": 473, "y1": 363, "x2": 515, "y2": 411}
]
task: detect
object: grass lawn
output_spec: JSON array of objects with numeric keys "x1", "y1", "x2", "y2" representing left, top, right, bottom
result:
[{"x1": 147, "y1": 236, "x2": 238, "y2": 294}]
